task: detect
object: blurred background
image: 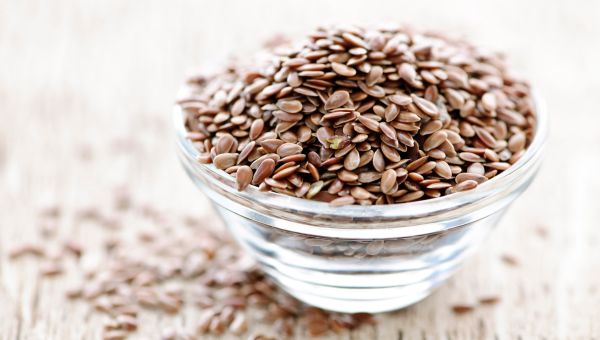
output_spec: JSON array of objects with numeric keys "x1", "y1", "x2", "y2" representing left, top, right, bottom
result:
[{"x1": 1, "y1": 0, "x2": 599, "y2": 339}]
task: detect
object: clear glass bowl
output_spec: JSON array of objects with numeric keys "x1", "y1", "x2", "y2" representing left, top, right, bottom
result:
[{"x1": 173, "y1": 96, "x2": 547, "y2": 313}]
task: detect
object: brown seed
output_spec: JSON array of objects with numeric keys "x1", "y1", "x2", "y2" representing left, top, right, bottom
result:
[
  {"x1": 338, "y1": 170, "x2": 359, "y2": 182},
  {"x1": 481, "y1": 92, "x2": 497, "y2": 111},
  {"x1": 454, "y1": 179, "x2": 478, "y2": 192},
  {"x1": 9, "y1": 243, "x2": 45, "y2": 259},
  {"x1": 379, "y1": 122, "x2": 397, "y2": 141},
  {"x1": 277, "y1": 99, "x2": 303, "y2": 113},
  {"x1": 366, "y1": 65, "x2": 383, "y2": 87},
  {"x1": 399, "y1": 63, "x2": 417, "y2": 83},
  {"x1": 216, "y1": 134, "x2": 236, "y2": 154},
  {"x1": 252, "y1": 159, "x2": 275, "y2": 185},
  {"x1": 331, "y1": 62, "x2": 357, "y2": 77},
  {"x1": 358, "y1": 116, "x2": 380, "y2": 132},
  {"x1": 396, "y1": 190, "x2": 424, "y2": 203},
  {"x1": 213, "y1": 153, "x2": 238, "y2": 170},
  {"x1": 306, "y1": 181, "x2": 324, "y2": 199},
  {"x1": 272, "y1": 165, "x2": 300, "y2": 180},
  {"x1": 411, "y1": 94, "x2": 439, "y2": 117},
  {"x1": 389, "y1": 93, "x2": 412, "y2": 106},
  {"x1": 467, "y1": 162, "x2": 485, "y2": 175},
  {"x1": 452, "y1": 305, "x2": 475, "y2": 315},
  {"x1": 479, "y1": 296, "x2": 501, "y2": 305},
  {"x1": 459, "y1": 152, "x2": 484, "y2": 163},
  {"x1": 276, "y1": 143, "x2": 302, "y2": 157},
  {"x1": 423, "y1": 131, "x2": 448, "y2": 151},
  {"x1": 475, "y1": 128, "x2": 497, "y2": 148},
  {"x1": 250, "y1": 119, "x2": 264, "y2": 140},
  {"x1": 344, "y1": 148, "x2": 360, "y2": 171},
  {"x1": 236, "y1": 166, "x2": 253, "y2": 191},
  {"x1": 456, "y1": 173, "x2": 488, "y2": 184},
  {"x1": 381, "y1": 169, "x2": 397, "y2": 195},
  {"x1": 384, "y1": 104, "x2": 399, "y2": 122},
  {"x1": 434, "y1": 161, "x2": 453, "y2": 179},
  {"x1": 237, "y1": 141, "x2": 256, "y2": 164},
  {"x1": 330, "y1": 195, "x2": 356, "y2": 206},
  {"x1": 380, "y1": 144, "x2": 401, "y2": 162},
  {"x1": 508, "y1": 133, "x2": 526, "y2": 152},
  {"x1": 325, "y1": 90, "x2": 350, "y2": 110}
]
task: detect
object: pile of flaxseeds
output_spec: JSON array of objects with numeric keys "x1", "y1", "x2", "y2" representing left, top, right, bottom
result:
[
  {"x1": 180, "y1": 24, "x2": 536, "y2": 205},
  {"x1": 8, "y1": 190, "x2": 375, "y2": 340}
]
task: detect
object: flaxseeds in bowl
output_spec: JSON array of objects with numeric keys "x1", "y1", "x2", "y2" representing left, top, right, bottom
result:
[
  {"x1": 175, "y1": 24, "x2": 545, "y2": 313},
  {"x1": 179, "y1": 24, "x2": 536, "y2": 206}
]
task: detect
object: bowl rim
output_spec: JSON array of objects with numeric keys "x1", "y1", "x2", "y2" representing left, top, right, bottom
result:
[{"x1": 174, "y1": 91, "x2": 547, "y2": 223}]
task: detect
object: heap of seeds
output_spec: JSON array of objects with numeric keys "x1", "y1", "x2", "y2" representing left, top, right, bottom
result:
[
  {"x1": 180, "y1": 24, "x2": 536, "y2": 205},
  {"x1": 9, "y1": 194, "x2": 375, "y2": 339}
]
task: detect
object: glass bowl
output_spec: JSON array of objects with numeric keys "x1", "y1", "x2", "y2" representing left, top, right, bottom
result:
[{"x1": 173, "y1": 95, "x2": 547, "y2": 313}]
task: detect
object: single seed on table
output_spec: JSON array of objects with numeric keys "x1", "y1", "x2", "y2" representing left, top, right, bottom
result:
[
  {"x1": 452, "y1": 305, "x2": 475, "y2": 314},
  {"x1": 325, "y1": 90, "x2": 350, "y2": 110}
]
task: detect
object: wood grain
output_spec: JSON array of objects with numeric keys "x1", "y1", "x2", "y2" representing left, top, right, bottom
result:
[{"x1": 1, "y1": 0, "x2": 599, "y2": 339}]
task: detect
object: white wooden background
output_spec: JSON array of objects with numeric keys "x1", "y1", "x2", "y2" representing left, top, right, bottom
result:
[{"x1": 1, "y1": 0, "x2": 599, "y2": 338}]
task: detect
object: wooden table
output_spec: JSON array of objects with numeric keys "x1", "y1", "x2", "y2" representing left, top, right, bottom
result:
[{"x1": 1, "y1": 0, "x2": 598, "y2": 338}]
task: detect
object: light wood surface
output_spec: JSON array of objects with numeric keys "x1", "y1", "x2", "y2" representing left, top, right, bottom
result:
[{"x1": 1, "y1": 0, "x2": 599, "y2": 339}]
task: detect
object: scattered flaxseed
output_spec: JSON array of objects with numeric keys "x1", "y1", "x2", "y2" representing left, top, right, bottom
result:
[
  {"x1": 9, "y1": 243, "x2": 45, "y2": 259},
  {"x1": 180, "y1": 24, "x2": 536, "y2": 205},
  {"x1": 479, "y1": 296, "x2": 501, "y2": 305},
  {"x1": 501, "y1": 254, "x2": 519, "y2": 267},
  {"x1": 11, "y1": 196, "x2": 376, "y2": 338},
  {"x1": 451, "y1": 304, "x2": 475, "y2": 315}
]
